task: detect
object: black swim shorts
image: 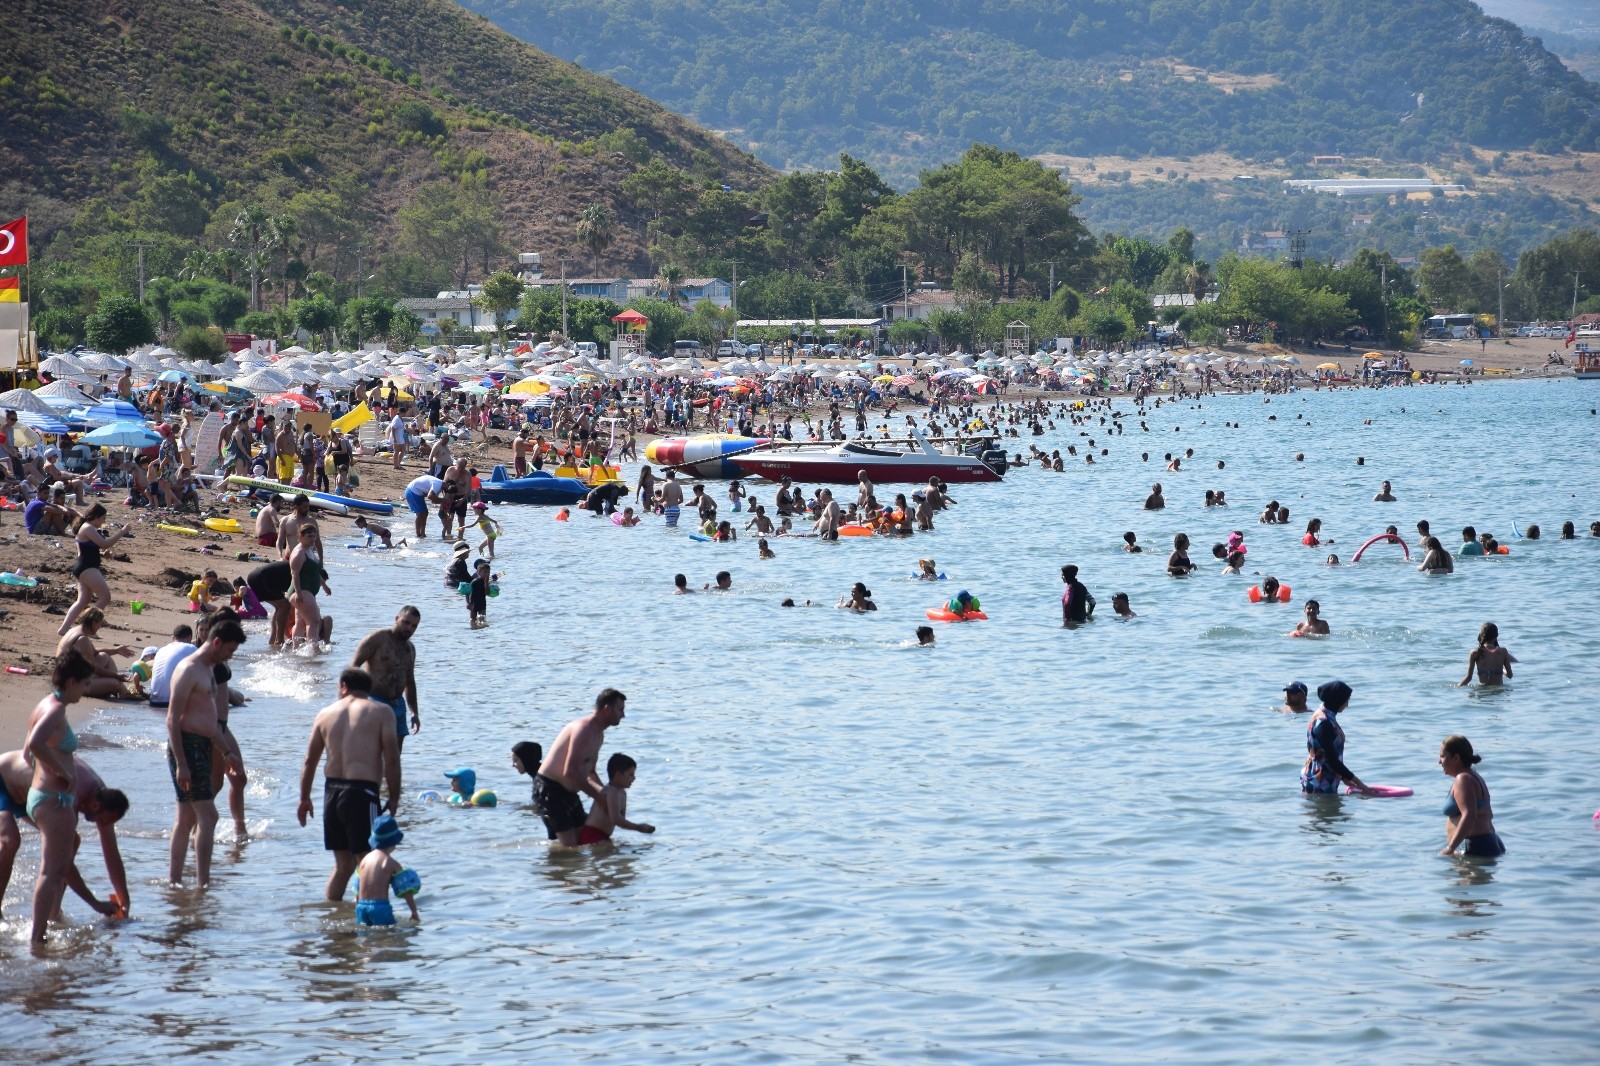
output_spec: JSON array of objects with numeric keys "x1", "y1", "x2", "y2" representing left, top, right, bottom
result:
[
  {"x1": 167, "y1": 730, "x2": 216, "y2": 802},
  {"x1": 533, "y1": 773, "x2": 588, "y2": 839},
  {"x1": 323, "y1": 777, "x2": 380, "y2": 853}
]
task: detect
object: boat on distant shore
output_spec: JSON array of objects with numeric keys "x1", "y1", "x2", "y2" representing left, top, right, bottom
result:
[
  {"x1": 1575, "y1": 341, "x2": 1599, "y2": 380},
  {"x1": 732, "y1": 429, "x2": 1004, "y2": 484}
]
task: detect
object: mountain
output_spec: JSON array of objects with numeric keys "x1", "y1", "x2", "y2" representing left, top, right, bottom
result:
[
  {"x1": 464, "y1": 0, "x2": 1600, "y2": 185},
  {"x1": 0, "y1": 0, "x2": 768, "y2": 271}
]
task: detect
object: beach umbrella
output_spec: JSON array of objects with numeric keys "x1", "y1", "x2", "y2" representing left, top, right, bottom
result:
[
  {"x1": 264, "y1": 392, "x2": 321, "y2": 411},
  {"x1": 79, "y1": 421, "x2": 160, "y2": 448},
  {"x1": 82, "y1": 399, "x2": 144, "y2": 425},
  {"x1": 39, "y1": 355, "x2": 86, "y2": 377},
  {"x1": 34, "y1": 380, "x2": 96, "y2": 408},
  {"x1": 1459, "y1": 359, "x2": 1473, "y2": 366},
  {"x1": 155, "y1": 369, "x2": 193, "y2": 384},
  {"x1": 507, "y1": 378, "x2": 550, "y2": 396},
  {"x1": 79, "y1": 352, "x2": 129, "y2": 372},
  {"x1": 1362, "y1": 351, "x2": 1386, "y2": 361},
  {"x1": 18, "y1": 410, "x2": 70, "y2": 436},
  {"x1": 0, "y1": 387, "x2": 57, "y2": 415},
  {"x1": 1316, "y1": 362, "x2": 1341, "y2": 371}
]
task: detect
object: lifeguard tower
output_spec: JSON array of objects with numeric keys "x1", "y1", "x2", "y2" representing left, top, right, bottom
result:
[
  {"x1": 1005, "y1": 320, "x2": 1031, "y2": 360},
  {"x1": 610, "y1": 308, "x2": 649, "y2": 370}
]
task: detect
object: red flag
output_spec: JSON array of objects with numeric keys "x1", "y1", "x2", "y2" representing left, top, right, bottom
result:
[
  {"x1": 1566, "y1": 325, "x2": 1577, "y2": 349},
  {"x1": 0, "y1": 217, "x2": 25, "y2": 267}
]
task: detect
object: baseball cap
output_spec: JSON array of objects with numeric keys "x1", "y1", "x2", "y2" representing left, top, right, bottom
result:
[
  {"x1": 443, "y1": 767, "x2": 477, "y2": 794},
  {"x1": 1283, "y1": 681, "x2": 1308, "y2": 694}
]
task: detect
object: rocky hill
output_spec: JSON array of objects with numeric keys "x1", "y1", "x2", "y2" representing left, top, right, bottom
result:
[{"x1": 0, "y1": 0, "x2": 769, "y2": 270}]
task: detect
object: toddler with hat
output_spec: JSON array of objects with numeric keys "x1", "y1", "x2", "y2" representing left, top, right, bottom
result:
[
  {"x1": 354, "y1": 814, "x2": 421, "y2": 926},
  {"x1": 127, "y1": 646, "x2": 158, "y2": 698},
  {"x1": 443, "y1": 766, "x2": 497, "y2": 807}
]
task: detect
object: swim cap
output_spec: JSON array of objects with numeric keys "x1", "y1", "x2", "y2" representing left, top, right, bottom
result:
[{"x1": 1316, "y1": 680, "x2": 1353, "y2": 710}]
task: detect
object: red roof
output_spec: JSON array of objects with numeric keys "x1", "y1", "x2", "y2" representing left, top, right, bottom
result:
[{"x1": 612, "y1": 309, "x2": 649, "y2": 323}]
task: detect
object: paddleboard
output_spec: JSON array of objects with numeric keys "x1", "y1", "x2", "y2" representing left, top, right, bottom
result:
[
  {"x1": 1348, "y1": 784, "x2": 1413, "y2": 798},
  {"x1": 224, "y1": 476, "x2": 387, "y2": 515}
]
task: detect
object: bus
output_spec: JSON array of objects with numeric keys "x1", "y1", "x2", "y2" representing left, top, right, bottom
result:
[{"x1": 1424, "y1": 314, "x2": 1475, "y2": 339}]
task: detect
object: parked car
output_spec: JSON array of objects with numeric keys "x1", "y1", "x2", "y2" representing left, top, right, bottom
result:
[
  {"x1": 673, "y1": 339, "x2": 705, "y2": 358},
  {"x1": 716, "y1": 340, "x2": 750, "y2": 358},
  {"x1": 575, "y1": 341, "x2": 599, "y2": 359}
]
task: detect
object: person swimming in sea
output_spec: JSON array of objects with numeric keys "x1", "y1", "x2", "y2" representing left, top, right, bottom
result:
[
  {"x1": 1438, "y1": 734, "x2": 1504, "y2": 857},
  {"x1": 1289, "y1": 599, "x2": 1329, "y2": 637},
  {"x1": 1459, "y1": 622, "x2": 1515, "y2": 685}
]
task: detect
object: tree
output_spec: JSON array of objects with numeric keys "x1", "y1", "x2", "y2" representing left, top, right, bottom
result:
[
  {"x1": 202, "y1": 284, "x2": 250, "y2": 330},
  {"x1": 1166, "y1": 227, "x2": 1197, "y2": 265},
  {"x1": 952, "y1": 252, "x2": 993, "y2": 312},
  {"x1": 172, "y1": 325, "x2": 229, "y2": 362},
  {"x1": 1072, "y1": 301, "x2": 1134, "y2": 346},
  {"x1": 654, "y1": 263, "x2": 687, "y2": 306},
  {"x1": 171, "y1": 300, "x2": 210, "y2": 328},
  {"x1": 887, "y1": 319, "x2": 927, "y2": 348},
  {"x1": 85, "y1": 293, "x2": 156, "y2": 354},
  {"x1": 235, "y1": 311, "x2": 279, "y2": 339},
  {"x1": 1417, "y1": 244, "x2": 1472, "y2": 311},
  {"x1": 291, "y1": 294, "x2": 339, "y2": 349},
  {"x1": 398, "y1": 178, "x2": 505, "y2": 288},
  {"x1": 576, "y1": 203, "x2": 616, "y2": 265},
  {"x1": 474, "y1": 271, "x2": 525, "y2": 354},
  {"x1": 343, "y1": 297, "x2": 397, "y2": 349},
  {"x1": 230, "y1": 205, "x2": 272, "y2": 312}
]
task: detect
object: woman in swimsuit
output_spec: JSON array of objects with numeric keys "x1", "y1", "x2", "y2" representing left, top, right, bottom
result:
[
  {"x1": 24, "y1": 653, "x2": 95, "y2": 943},
  {"x1": 1438, "y1": 735, "x2": 1504, "y2": 857},
  {"x1": 1417, "y1": 536, "x2": 1454, "y2": 574},
  {"x1": 288, "y1": 526, "x2": 329, "y2": 651},
  {"x1": 58, "y1": 503, "x2": 134, "y2": 636},
  {"x1": 1459, "y1": 622, "x2": 1515, "y2": 686},
  {"x1": 1166, "y1": 533, "x2": 1196, "y2": 576},
  {"x1": 54, "y1": 608, "x2": 135, "y2": 699}
]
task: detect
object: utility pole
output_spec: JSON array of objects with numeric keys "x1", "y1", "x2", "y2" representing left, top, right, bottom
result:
[
  {"x1": 558, "y1": 256, "x2": 569, "y2": 341},
  {"x1": 1380, "y1": 263, "x2": 1388, "y2": 342},
  {"x1": 1047, "y1": 261, "x2": 1057, "y2": 297},
  {"x1": 729, "y1": 259, "x2": 739, "y2": 343},
  {"x1": 128, "y1": 241, "x2": 154, "y2": 303},
  {"x1": 1574, "y1": 271, "x2": 1582, "y2": 321},
  {"x1": 901, "y1": 262, "x2": 909, "y2": 321},
  {"x1": 1497, "y1": 267, "x2": 1505, "y2": 338}
]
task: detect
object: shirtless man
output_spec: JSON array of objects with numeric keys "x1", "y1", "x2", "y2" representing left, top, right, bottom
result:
[
  {"x1": 296, "y1": 668, "x2": 401, "y2": 900},
  {"x1": 856, "y1": 470, "x2": 874, "y2": 513},
  {"x1": 0, "y1": 752, "x2": 130, "y2": 921},
  {"x1": 1144, "y1": 482, "x2": 1166, "y2": 510},
  {"x1": 349, "y1": 606, "x2": 422, "y2": 745},
  {"x1": 428, "y1": 435, "x2": 454, "y2": 479},
  {"x1": 443, "y1": 458, "x2": 473, "y2": 526},
  {"x1": 276, "y1": 494, "x2": 323, "y2": 559},
  {"x1": 535, "y1": 689, "x2": 628, "y2": 844},
  {"x1": 1373, "y1": 480, "x2": 1397, "y2": 502},
  {"x1": 660, "y1": 469, "x2": 684, "y2": 527},
  {"x1": 165, "y1": 619, "x2": 245, "y2": 888},
  {"x1": 274, "y1": 418, "x2": 298, "y2": 484},
  {"x1": 513, "y1": 427, "x2": 532, "y2": 476},
  {"x1": 813, "y1": 488, "x2": 841, "y2": 540}
]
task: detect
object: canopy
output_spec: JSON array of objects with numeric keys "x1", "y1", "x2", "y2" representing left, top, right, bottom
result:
[
  {"x1": 612, "y1": 309, "x2": 649, "y2": 324},
  {"x1": 83, "y1": 400, "x2": 145, "y2": 425},
  {"x1": 0, "y1": 387, "x2": 57, "y2": 415}
]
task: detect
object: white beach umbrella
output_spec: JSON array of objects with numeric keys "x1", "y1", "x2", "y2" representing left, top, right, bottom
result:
[{"x1": 0, "y1": 387, "x2": 57, "y2": 414}]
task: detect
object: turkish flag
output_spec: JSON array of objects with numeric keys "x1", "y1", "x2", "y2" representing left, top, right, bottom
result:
[
  {"x1": 0, "y1": 217, "x2": 26, "y2": 266},
  {"x1": 1565, "y1": 326, "x2": 1577, "y2": 349}
]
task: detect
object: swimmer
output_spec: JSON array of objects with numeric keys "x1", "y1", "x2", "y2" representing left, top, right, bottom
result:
[
  {"x1": 1122, "y1": 532, "x2": 1142, "y2": 553},
  {"x1": 1257, "y1": 576, "x2": 1285, "y2": 602},
  {"x1": 443, "y1": 767, "x2": 479, "y2": 804},
  {"x1": 1524, "y1": 524, "x2": 1540, "y2": 540},
  {"x1": 673, "y1": 573, "x2": 693, "y2": 595},
  {"x1": 1143, "y1": 483, "x2": 1165, "y2": 510},
  {"x1": 1223, "y1": 550, "x2": 1246, "y2": 574},
  {"x1": 615, "y1": 507, "x2": 640, "y2": 527},
  {"x1": 1437, "y1": 735, "x2": 1504, "y2": 857},
  {"x1": 1373, "y1": 480, "x2": 1396, "y2": 502},
  {"x1": 511, "y1": 741, "x2": 542, "y2": 804},
  {"x1": 839, "y1": 582, "x2": 877, "y2": 612},
  {"x1": 1279, "y1": 681, "x2": 1309, "y2": 713},
  {"x1": 1260, "y1": 501, "x2": 1280, "y2": 524},
  {"x1": 704, "y1": 571, "x2": 732, "y2": 591},
  {"x1": 1289, "y1": 600, "x2": 1329, "y2": 637},
  {"x1": 945, "y1": 589, "x2": 982, "y2": 618},
  {"x1": 1060, "y1": 565, "x2": 1094, "y2": 625},
  {"x1": 353, "y1": 814, "x2": 420, "y2": 926},
  {"x1": 916, "y1": 625, "x2": 935, "y2": 646},
  {"x1": 1302, "y1": 518, "x2": 1324, "y2": 547},
  {"x1": 577, "y1": 753, "x2": 654, "y2": 846},
  {"x1": 1459, "y1": 623, "x2": 1515, "y2": 686},
  {"x1": 1560, "y1": 521, "x2": 1575, "y2": 539},
  {"x1": 1111, "y1": 592, "x2": 1135, "y2": 618},
  {"x1": 1167, "y1": 533, "x2": 1196, "y2": 576},
  {"x1": 1325, "y1": 554, "x2": 1340, "y2": 567},
  {"x1": 917, "y1": 558, "x2": 939, "y2": 579},
  {"x1": 1458, "y1": 525, "x2": 1483, "y2": 558},
  {"x1": 1417, "y1": 536, "x2": 1454, "y2": 573},
  {"x1": 758, "y1": 538, "x2": 775, "y2": 559}
]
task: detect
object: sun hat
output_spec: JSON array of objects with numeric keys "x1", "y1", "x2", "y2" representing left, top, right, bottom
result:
[
  {"x1": 452, "y1": 541, "x2": 471, "y2": 556},
  {"x1": 368, "y1": 813, "x2": 403, "y2": 850},
  {"x1": 443, "y1": 767, "x2": 477, "y2": 794},
  {"x1": 471, "y1": 501, "x2": 487, "y2": 511},
  {"x1": 140, "y1": 646, "x2": 159, "y2": 660}
]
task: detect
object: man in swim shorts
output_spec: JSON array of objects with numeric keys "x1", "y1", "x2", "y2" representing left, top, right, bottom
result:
[
  {"x1": 404, "y1": 474, "x2": 446, "y2": 538},
  {"x1": 660, "y1": 470, "x2": 683, "y2": 527},
  {"x1": 348, "y1": 606, "x2": 422, "y2": 744},
  {"x1": 246, "y1": 560, "x2": 295, "y2": 648},
  {"x1": 0, "y1": 751, "x2": 131, "y2": 921},
  {"x1": 297, "y1": 668, "x2": 401, "y2": 900},
  {"x1": 165, "y1": 619, "x2": 245, "y2": 889},
  {"x1": 536, "y1": 689, "x2": 628, "y2": 845}
]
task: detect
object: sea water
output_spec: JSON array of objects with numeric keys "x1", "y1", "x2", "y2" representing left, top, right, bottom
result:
[{"x1": 3, "y1": 379, "x2": 1598, "y2": 1064}]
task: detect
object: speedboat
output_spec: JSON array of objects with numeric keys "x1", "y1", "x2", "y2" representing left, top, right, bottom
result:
[
  {"x1": 478, "y1": 465, "x2": 597, "y2": 505},
  {"x1": 644, "y1": 434, "x2": 770, "y2": 479},
  {"x1": 733, "y1": 429, "x2": 1004, "y2": 484}
]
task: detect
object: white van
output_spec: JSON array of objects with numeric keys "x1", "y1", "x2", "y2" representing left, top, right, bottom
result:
[{"x1": 575, "y1": 341, "x2": 599, "y2": 359}]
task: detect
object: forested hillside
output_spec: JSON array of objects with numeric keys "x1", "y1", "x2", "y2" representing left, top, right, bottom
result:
[
  {"x1": 466, "y1": 0, "x2": 1600, "y2": 183},
  {"x1": 0, "y1": 0, "x2": 766, "y2": 277}
]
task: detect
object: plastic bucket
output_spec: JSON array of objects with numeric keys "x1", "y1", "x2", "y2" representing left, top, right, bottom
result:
[{"x1": 130, "y1": 601, "x2": 145, "y2": 614}]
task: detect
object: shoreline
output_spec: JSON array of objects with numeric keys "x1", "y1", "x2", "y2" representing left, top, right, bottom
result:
[{"x1": 0, "y1": 361, "x2": 1585, "y2": 747}]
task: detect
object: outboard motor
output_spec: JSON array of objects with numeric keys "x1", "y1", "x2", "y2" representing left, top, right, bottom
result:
[{"x1": 979, "y1": 448, "x2": 1008, "y2": 475}]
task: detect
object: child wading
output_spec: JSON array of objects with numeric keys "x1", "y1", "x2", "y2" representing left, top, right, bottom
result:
[{"x1": 355, "y1": 813, "x2": 421, "y2": 926}]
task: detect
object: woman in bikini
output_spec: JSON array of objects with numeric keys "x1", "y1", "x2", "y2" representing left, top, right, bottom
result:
[
  {"x1": 1438, "y1": 735, "x2": 1504, "y2": 857},
  {"x1": 24, "y1": 653, "x2": 95, "y2": 943}
]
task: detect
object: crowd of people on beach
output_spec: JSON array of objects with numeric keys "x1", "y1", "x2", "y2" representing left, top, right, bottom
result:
[{"x1": 4, "y1": 369, "x2": 1597, "y2": 946}]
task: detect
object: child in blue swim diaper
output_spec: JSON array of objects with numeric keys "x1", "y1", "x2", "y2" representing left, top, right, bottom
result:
[{"x1": 354, "y1": 814, "x2": 421, "y2": 926}]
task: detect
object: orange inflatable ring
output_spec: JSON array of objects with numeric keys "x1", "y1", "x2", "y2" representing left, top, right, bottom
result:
[
  {"x1": 926, "y1": 607, "x2": 988, "y2": 622},
  {"x1": 1248, "y1": 584, "x2": 1292, "y2": 602},
  {"x1": 838, "y1": 524, "x2": 874, "y2": 537},
  {"x1": 1494, "y1": 545, "x2": 1510, "y2": 555}
]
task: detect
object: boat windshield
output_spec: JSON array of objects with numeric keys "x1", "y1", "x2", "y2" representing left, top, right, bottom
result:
[{"x1": 841, "y1": 442, "x2": 905, "y2": 458}]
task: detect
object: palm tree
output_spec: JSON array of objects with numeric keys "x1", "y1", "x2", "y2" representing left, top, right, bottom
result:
[
  {"x1": 575, "y1": 203, "x2": 615, "y2": 266},
  {"x1": 1187, "y1": 260, "x2": 1214, "y2": 303},
  {"x1": 230, "y1": 205, "x2": 271, "y2": 311},
  {"x1": 269, "y1": 214, "x2": 298, "y2": 309},
  {"x1": 655, "y1": 263, "x2": 686, "y2": 306}
]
